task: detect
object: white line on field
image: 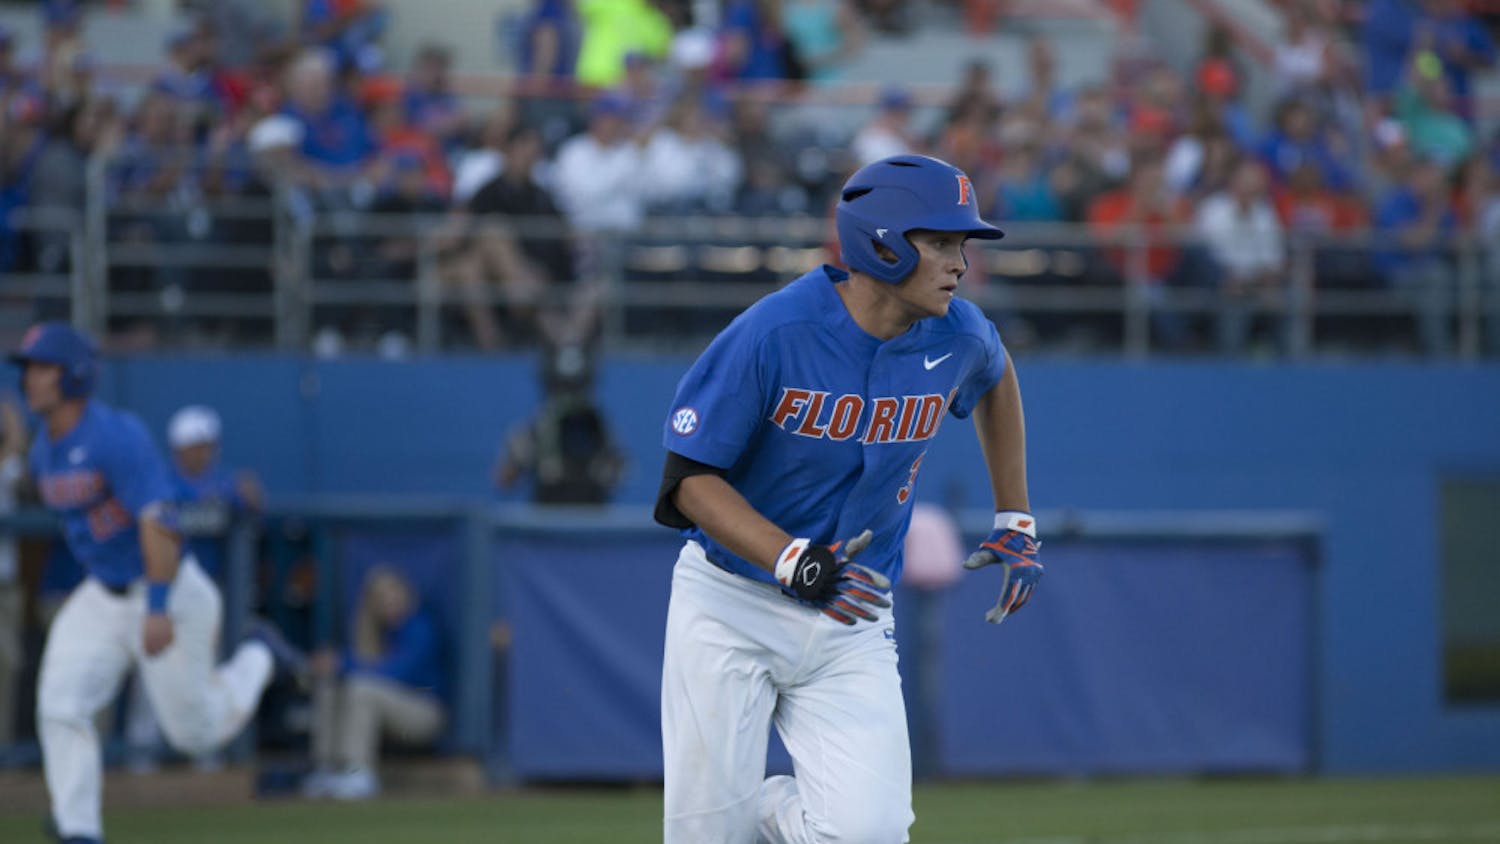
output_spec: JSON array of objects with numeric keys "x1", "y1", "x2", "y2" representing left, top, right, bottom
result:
[{"x1": 984, "y1": 821, "x2": 1500, "y2": 844}]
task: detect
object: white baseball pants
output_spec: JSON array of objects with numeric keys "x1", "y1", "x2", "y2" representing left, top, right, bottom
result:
[
  {"x1": 37, "y1": 557, "x2": 273, "y2": 839},
  {"x1": 662, "y1": 540, "x2": 914, "y2": 844}
]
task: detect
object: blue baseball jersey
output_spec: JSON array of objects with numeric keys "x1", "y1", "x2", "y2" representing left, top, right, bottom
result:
[
  {"x1": 30, "y1": 401, "x2": 177, "y2": 589},
  {"x1": 662, "y1": 264, "x2": 1007, "y2": 587},
  {"x1": 173, "y1": 462, "x2": 243, "y2": 578}
]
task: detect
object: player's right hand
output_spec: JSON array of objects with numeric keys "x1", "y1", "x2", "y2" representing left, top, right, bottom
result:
[
  {"x1": 143, "y1": 614, "x2": 175, "y2": 656},
  {"x1": 775, "y1": 529, "x2": 892, "y2": 625}
]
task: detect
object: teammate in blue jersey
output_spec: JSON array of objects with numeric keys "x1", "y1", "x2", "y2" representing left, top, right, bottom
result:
[
  {"x1": 166, "y1": 404, "x2": 264, "y2": 578},
  {"x1": 654, "y1": 154, "x2": 1044, "y2": 843},
  {"x1": 12, "y1": 323, "x2": 297, "y2": 844}
]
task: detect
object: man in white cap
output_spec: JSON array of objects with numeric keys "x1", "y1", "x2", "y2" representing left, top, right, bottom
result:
[{"x1": 167, "y1": 405, "x2": 264, "y2": 581}]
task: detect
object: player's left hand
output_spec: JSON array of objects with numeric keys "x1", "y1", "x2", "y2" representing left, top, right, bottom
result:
[
  {"x1": 963, "y1": 511, "x2": 1043, "y2": 624},
  {"x1": 143, "y1": 614, "x2": 175, "y2": 656}
]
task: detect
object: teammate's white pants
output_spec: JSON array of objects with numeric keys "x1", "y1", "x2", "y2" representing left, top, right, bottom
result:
[
  {"x1": 37, "y1": 558, "x2": 273, "y2": 839},
  {"x1": 662, "y1": 541, "x2": 914, "y2": 844}
]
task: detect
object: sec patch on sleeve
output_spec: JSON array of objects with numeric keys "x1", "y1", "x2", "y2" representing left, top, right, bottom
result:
[{"x1": 670, "y1": 407, "x2": 700, "y2": 436}]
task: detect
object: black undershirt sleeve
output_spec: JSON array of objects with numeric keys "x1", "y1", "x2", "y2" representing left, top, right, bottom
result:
[{"x1": 653, "y1": 450, "x2": 728, "y2": 529}]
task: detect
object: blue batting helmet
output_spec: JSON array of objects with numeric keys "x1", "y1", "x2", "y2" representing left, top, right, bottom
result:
[
  {"x1": 836, "y1": 154, "x2": 1003, "y2": 283},
  {"x1": 8, "y1": 322, "x2": 97, "y2": 398}
]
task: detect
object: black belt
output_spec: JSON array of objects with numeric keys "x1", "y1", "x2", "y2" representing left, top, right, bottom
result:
[{"x1": 100, "y1": 581, "x2": 131, "y2": 597}]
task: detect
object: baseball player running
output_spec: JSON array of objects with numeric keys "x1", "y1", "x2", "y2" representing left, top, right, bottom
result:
[
  {"x1": 655, "y1": 154, "x2": 1043, "y2": 843},
  {"x1": 13, "y1": 323, "x2": 298, "y2": 844}
]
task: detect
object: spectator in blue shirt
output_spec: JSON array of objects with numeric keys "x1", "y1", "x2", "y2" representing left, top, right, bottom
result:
[
  {"x1": 721, "y1": 0, "x2": 796, "y2": 81},
  {"x1": 301, "y1": 0, "x2": 388, "y2": 72},
  {"x1": 281, "y1": 48, "x2": 376, "y2": 179},
  {"x1": 991, "y1": 142, "x2": 1063, "y2": 222},
  {"x1": 166, "y1": 405, "x2": 264, "y2": 580},
  {"x1": 304, "y1": 565, "x2": 445, "y2": 801},
  {"x1": 401, "y1": 43, "x2": 465, "y2": 149},
  {"x1": 1364, "y1": 0, "x2": 1420, "y2": 97},
  {"x1": 1259, "y1": 97, "x2": 1357, "y2": 191},
  {"x1": 517, "y1": 0, "x2": 580, "y2": 82},
  {"x1": 152, "y1": 27, "x2": 221, "y2": 120},
  {"x1": 1374, "y1": 158, "x2": 1457, "y2": 353}
]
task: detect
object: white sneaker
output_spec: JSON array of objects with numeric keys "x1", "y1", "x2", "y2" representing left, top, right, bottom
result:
[{"x1": 326, "y1": 768, "x2": 379, "y2": 801}]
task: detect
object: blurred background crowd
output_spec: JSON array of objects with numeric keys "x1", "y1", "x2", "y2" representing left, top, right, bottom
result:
[{"x1": 0, "y1": 0, "x2": 1496, "y2": 357}]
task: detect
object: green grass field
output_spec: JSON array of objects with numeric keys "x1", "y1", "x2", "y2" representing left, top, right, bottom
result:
[{"x1": 3, "y1": 776, "x2": 1498, "y2": 843}]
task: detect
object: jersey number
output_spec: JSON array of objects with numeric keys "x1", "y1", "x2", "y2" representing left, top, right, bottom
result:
[{"x1": 896, "y1": 451, "x2": 926, "y2": 504}]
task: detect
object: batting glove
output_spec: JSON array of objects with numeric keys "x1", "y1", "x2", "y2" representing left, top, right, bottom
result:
[
  {"x1": 775, "y1": 529, "x2": 892, "y2": 625},
  {"x1": 963, "y1": 511, "x2": 1043, "y2": 624}
]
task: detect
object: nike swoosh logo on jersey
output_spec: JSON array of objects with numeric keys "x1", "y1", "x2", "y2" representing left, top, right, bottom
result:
[{"x1": 923, "y1": 353, "x2": 953, "y2": 370}]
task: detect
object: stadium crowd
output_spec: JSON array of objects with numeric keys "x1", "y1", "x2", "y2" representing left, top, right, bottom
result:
[{"x1": 0, "y1": 0, "x2": 1498, "y2": 354}]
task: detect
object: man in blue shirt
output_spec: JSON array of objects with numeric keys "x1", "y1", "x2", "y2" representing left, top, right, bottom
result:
[
  {"x1": 654, "y1": 156, "x2": 1044, "y2": 843},
  {"x1": 166, "y1": 404, "x2": 264, "y2": 579},
  {"x1": 281, "y1": 48, "x2": 376, "y2": 179},
  {"x1": 13, "y1": 323, "x2": 298, "y2": 844},
  {"x1": 1374, "y1": 158, "x2": 1457, "y2": 354}
]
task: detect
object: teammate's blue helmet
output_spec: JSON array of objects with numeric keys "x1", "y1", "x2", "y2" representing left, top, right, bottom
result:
[
  {"x1": 836, "y1": 154, "x2": 1003, "y2": 283},
  {"x1": 8, "y1": 321, "x2": 97, "y2": 398}
]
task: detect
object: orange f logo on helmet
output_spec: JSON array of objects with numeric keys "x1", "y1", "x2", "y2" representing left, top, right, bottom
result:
[{"x1": 955, "y1": 174, "x2": 974, "y2": 206}]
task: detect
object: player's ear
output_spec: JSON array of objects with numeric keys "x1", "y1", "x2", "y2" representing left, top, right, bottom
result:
[{"x1": 874, "y1": 243, "x2": 898, "y2": 262}]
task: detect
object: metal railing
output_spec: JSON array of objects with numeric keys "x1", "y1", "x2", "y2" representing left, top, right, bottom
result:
[{"x1": 12, "y1": 153, "x2": 1490, "y2": 357}]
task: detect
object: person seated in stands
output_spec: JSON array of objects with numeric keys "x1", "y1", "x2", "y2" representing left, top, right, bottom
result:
[
  {"x1": 366, "y1": 78, "x2": 452, "y2": 199},
  {"x1": 280, "y1": 47, "x2": 377, "y2": 192},
  {"x1": 990, "y1": 140, "x2": 1063, "y2": 223},
  {"x1": 1087, "y1": 155, "x2": 1196, "y2": 349},
  {"x1": 363, "y1": 151, "x2": 448, "y2": 282},
  {"x1": 1394, "y1": 49, "x2": 1474, "y2": 170},
  {"x1": 515, "y1": 0, "x2": 581, "y2": 86},
  {"x1": 301, "y1": 0, "x2": 389, "y2": 73},
  {"x1": 1373, "y1": 157, "x2": 1458, "y2": 355},
  {"x1": 304, "y1": 565, "x2": 445, "y2": 801},
  {"x1": 1258, "y1": 97, "x2": 1357, "y2": 192},
  {"x1": 401, "y1": 43, "x2": 466, "y2": 151},
  {"x1": 640, "y1": 98, "x2": 743, "y2": 214},
  {"x1": 851, "y1": 86, "x2": 919, "y2": 166},
  {"x1": 1272, "y1": 160, "x2": 1370, "y2": 290},
  {"x1": 443, "y1": 124, "x2": 576, "y2": 350},
  {"x1": 551, "y1": 94, "x2": 649, "y2": 235},
  {"x1": 1195, "y1": 159, "x2": 1288, "y2": 354}
]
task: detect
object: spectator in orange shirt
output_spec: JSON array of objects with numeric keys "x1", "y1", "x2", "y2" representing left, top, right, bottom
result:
[
  {"x1": 1273, "y1": 160, "x2": 1372, "y2": 289},
  {"x1": 1087, "y1": 156, "x2": 1194, "y2": 348},
  {"x1": 364, "y1": 77, "x2": 451, "y2": 198},
  {"x1": 1088, "y1": 156, "x2": 1190, "y2": 282}
]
